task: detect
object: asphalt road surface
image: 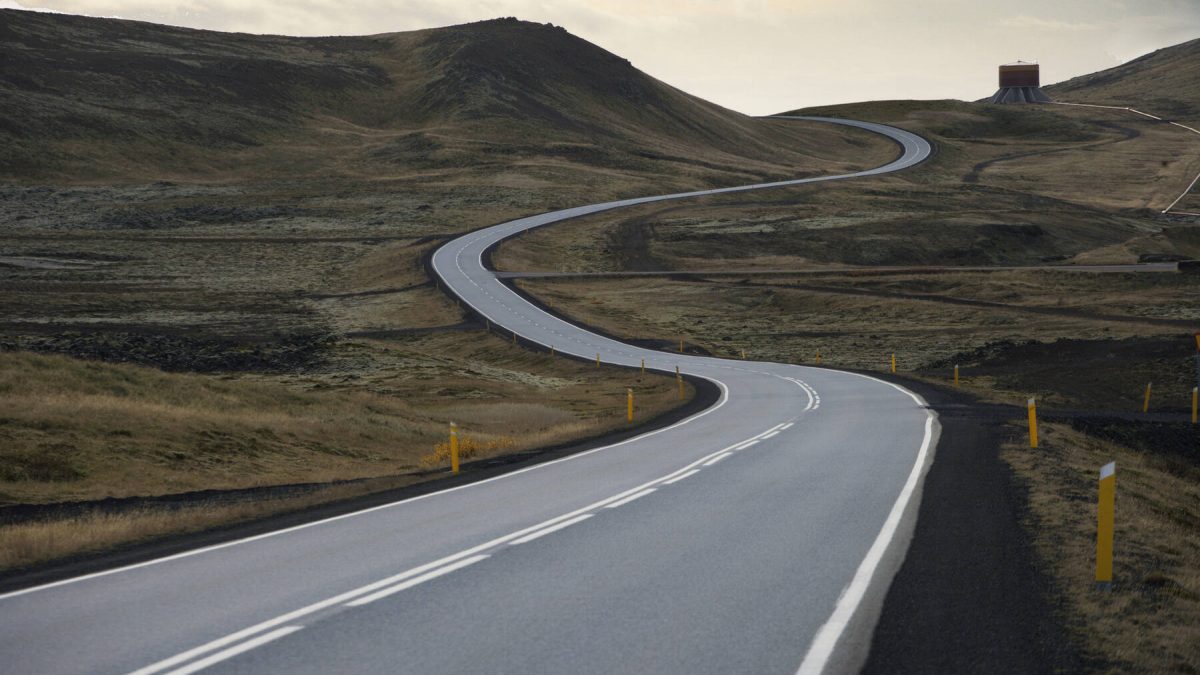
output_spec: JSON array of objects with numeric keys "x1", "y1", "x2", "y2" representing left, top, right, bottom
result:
[{"x1": 0, "y1": 117, "x2": 937, "y2": 675}]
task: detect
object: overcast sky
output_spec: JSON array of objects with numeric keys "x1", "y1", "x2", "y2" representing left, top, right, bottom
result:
[{"x1": 4, "y1": 0, "x2": 1198, "y2": 115}]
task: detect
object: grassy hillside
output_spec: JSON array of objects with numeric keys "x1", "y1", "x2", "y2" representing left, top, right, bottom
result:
[
  {"x1": 0, "y1": 10, "x2": 893, "y2": 186},
  {"x1": 1046, "y1": 37, "x2": 1200, "y2": 123}
]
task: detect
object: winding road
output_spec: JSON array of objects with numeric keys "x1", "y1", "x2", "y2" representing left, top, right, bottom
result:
[{"x1": 0, "y1": 117, "x2": 936, "y2": 674}]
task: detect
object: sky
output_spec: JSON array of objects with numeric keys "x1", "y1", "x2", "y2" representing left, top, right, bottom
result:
[{"x1": 3, "y1": 0, "x2": 1198, "y2": 115}]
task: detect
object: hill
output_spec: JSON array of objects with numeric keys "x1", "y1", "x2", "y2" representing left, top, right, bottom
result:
[
  {"x1": 0, "y1": 11, "x2": 892, "y2": 185},
  {"x1": 1045, "y1": 37, "x2": 1200, "y2": 122}
]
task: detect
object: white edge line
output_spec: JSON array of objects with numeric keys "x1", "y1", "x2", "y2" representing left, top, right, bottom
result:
[
  {"x1": 703, "y1": 453, "x2": 732, "y2": 466},
  {"x1": 345, "y1": 554, "x2": 490, "y2": 606},
  {"x1": 0, "y1": 379, "x2": 731, "y2": 602},
  {"x1": 163, "y1": 626, "x2": 304, "y2": 675},
  {"x1": 794, "y1": 374, "x2": 936, "y2": 675},
  {"x1": 508, "y1": 514, "x2": 594, "y2": 545}
]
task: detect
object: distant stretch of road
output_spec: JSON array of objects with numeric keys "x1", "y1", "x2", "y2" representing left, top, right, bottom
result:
[{"x1": 0, "y1": 117, "x2": 936, "y2": 675}]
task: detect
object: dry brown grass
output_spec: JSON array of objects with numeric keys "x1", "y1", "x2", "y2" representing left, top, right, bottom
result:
[
  {"x1": 0, "y1": 475, "x2": 421, "y2": 572},
  {"x1": 0, "y1": 342, "x2": 686, "y2": 570},
  {"x1": 0, "y1": 337, "x2": 683, "y2": 506},
  {"x1": 512, "y1": 271, "x2": 1194, "y2": 374},
  {"x1": 2, "y1": 12, "x2": 899, "y2": 198},
  {"x1": 1003, "y1": 422, "x2": 1200, "y2": 672},
  {"x1": 0, "y1": 351, "x2": 425, "y2": 503},
  {"x1": 790, "y1": 100, "x2": 1200, "y2": 213},
  {"x1": 419, "y1": 434, "x2": 516, "y2": 470}
]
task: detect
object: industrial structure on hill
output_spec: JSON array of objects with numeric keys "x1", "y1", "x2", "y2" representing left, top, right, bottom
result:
[{"x1": 990, "y1": 61, "x2": 1052, "y2": 104}]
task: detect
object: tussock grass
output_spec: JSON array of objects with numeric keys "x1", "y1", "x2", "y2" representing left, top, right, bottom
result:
[
  {"x1": 419, "y1": 435, "x2": 516, "y2": 470},
  {"x1": 0, "y1": 343, "x2": 685, "y2": 570},
  {"x1": 514, "y1": 273, "x2": 1193, "y2": 382},
  {"x1": 0, "y1": 351, "x2": 433, "y2": 504},
  {"x1": 0, "y1": 346, "x2": 683, "y2": 504},
  {"x1": 1004, "y1": 423, "x2": 1200, "y2": 671},
  {"x1": 0, "y1": 477, "x2": 418, "y2": 572}
]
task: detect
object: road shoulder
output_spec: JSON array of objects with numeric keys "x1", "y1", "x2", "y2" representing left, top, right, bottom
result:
[{"x1": 860, "y1": 374, "x2": 1084, "y2": 673}]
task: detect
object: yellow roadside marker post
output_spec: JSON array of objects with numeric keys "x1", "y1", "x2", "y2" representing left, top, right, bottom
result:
[
  {"x1": 1027, "y1": 397, "x2": 1039, "y2": 449},
  {"x1": 450, "y1": 422, "x2": 460, "y2": 475},
  {"x1": 640, "y1": 358, "x2": 645, "y2": 374},
  {"x1": 890, "y1": 353, "x2": 896, "y2": 374},
  {"x1": 1096, "y1": 462, "x2": 1116, "y2": 590},
  {"x1": 815, "y1": 350, "x2": 821, "y2": 365},
  {"x1": 954, "y1": 364, "x2": 960, "y2": 387},
  {"x1": 1192, "y1": 387, "x2": 1198, "y2": 425},
  {"x1": 741, "y1": 349, "x2": 746, "y2": 360},
  {"x1": 627, "y1": 388, "x2": 634, "y2": 422},
  {"x1": 1194, "y1": 332, "x2": 1200, "y2": 422},
  {"x1": 679, "y1": 338, "x2": 684, "y2": 353},
  {"x1": 1142, "y1": 382, "x2": 1152, "y2": 413},
  {"x1": 512, "y1": 333, "x2": 516, "y2": 345},
  {"x1": 596, "y1": 353, "x2": 601, "y2": 367}
]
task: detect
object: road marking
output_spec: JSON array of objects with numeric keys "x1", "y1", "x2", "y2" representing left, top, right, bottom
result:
[
  {"x1": 130, "y1": 502, "x2": 636, "y2": 675},
  {"x1": 760, "y1": 431, "x2": 780, "y2": 439},
  {"x1": 733, "y1": 440, "x2": 758, "y2": 450},
  {"x1": 162, "y1": 626, "x2": 303, "y2": 675},
  {"x1": 604, "y1": 488, "x2": 656, "y2": 508},
  {"x1": 51, "y1": 117, "x2": 924, "y2": 673},
  {"x1": 509, "y1": 515, "x2": 594, "y2": 545},
  {"x1": 795, "y1": 402, "x2": 937, "y2": 675},
  {"x1": 780, "y1": 422, "x2": 794, "y2": 430},
  {"x1": 346, "y1": 555, "x2": 489, "y2": 606},
  {"x1": 703, "y1": 453, "x2": 732, "y2": 466},
  {"x1": 784, "y1": 377, "x2": 818, "y2": 411},
  {"x1": 0, "y1": 379, "x2": 732, "y2": 602},
  {"x1": 662, "y1": 469, "x2": 700, "y2": 485}
]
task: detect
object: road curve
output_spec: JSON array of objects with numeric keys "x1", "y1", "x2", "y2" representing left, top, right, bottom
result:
[{"x1": 0, "y1": 118, "x2": 937, "y2": 675}]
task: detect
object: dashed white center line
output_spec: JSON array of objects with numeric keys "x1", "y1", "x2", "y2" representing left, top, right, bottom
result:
[
  {"x1": 508, "y1": 514, "x2": 594, "y2": 545},
  {"x1": 164, "y1": 626, "x2": 304, "y2": 675},
  {"x1": 662, "y1": 469, "x2": 700, "y2": 485},
  {"x1": 127, "y1": 403, "x2": 794, "y2": 674},
  {"x1": 604, "y1": 488, "x2": 657, "y2": 508},
  {"x1": 760, "y1": 431, "x2": 780, "y2": 440},
  {"x1": 780, "y1": 422, "x2": 794, "y2": 430},
  {"x1": 347, "y1": 555, "x2": 490, "y2": 606}
]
